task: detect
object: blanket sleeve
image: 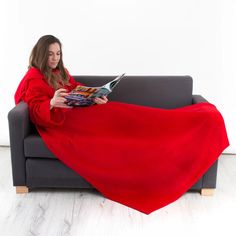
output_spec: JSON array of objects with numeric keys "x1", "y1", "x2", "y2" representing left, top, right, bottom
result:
[
  {"x1": 15, "y1": 68, "x2": 81, "y2": 128},
  {"x1": 24, "y1": 78, "x2": 66, "y2": 127}
]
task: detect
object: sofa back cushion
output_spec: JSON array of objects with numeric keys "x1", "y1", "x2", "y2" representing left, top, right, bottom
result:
[{"x1": 73, "y1": 75, "x2": 193, "y2": 109}]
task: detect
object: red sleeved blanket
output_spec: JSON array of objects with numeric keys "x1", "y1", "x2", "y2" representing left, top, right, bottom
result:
[{"x1": 15, "y1": 68, "x2": 229, "y2": 214}]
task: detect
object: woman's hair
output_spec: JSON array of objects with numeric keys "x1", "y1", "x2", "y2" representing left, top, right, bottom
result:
[{"x1": 29, "y1": 35, "x2": 69, "y2": 89}]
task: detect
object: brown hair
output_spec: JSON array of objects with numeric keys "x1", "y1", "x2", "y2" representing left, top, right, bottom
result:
[{"x1": 29, "y1": 35, "x2": 69, "y2": 89}]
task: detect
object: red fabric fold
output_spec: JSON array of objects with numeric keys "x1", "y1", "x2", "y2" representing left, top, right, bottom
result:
[{"x1": 15, "y1": 68, "x2": 229, "y2": 214}]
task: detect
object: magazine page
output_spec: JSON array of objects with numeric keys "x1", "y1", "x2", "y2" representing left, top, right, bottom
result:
[
  {"x1": 65, "y1": 73, "x2": 125, "y2": 106},
  {"x1": 90, "y1": 73, "x2": 125, "y2": 98}
]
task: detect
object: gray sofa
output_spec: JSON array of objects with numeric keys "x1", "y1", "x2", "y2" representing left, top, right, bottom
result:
[{"x1": 8, "y1": 75, "x2": 218, "y2": 196}]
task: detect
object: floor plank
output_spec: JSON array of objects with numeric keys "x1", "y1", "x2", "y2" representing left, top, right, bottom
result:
[{"x1": 0, "y1": 147, "x2": 235, "y2": 236}]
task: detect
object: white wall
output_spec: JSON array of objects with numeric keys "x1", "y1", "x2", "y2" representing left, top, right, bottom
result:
[
  {"x1": 221, "y1": 0, "x2": 236, "y2": 153},
  {"x1": 0, "y1": 0, "x2": 235, "y2": 153}
]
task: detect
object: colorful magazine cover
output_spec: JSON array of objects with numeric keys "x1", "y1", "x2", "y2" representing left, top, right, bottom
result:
[{"x1": 65, "y1": 73, "x2": 125, "y2": 106}]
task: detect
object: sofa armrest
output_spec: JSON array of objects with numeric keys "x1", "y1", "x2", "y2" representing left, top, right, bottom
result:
[
  {"x1": 202, "y1": 160, "x2": 218, "y2": 188},
  {"x1": 8, "y1": 102, "x2": 31, "y2": 186},
  {"x1": 192, "y1": 95, "x2": 209, "y2": 104},
  {"x1": 192, "y1": 95, "x2": 219, "y2": 190}
]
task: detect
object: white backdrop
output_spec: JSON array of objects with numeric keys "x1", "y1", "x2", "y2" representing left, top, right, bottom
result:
[{"x1": 0, "y1": 0, "x2": 235, "y2": 153}]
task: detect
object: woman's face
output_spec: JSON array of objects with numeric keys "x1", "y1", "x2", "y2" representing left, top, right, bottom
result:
[{"x1": 47, "y1": 43, "x2": 61, "y2": 69}]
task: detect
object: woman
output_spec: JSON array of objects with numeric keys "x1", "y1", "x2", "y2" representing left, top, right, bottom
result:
[
  {"x1": 14, "y1": 35, "x2": 229, "y2": 214},
  {"x1": 26, "y1": 35, "x2": 108, "y2": 108},
  {"x1": 15, "y1": 35, "x2": 108, "y2": 127}
]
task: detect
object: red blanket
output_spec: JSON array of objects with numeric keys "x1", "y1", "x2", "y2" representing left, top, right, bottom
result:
[{"x1": 15, "y1": 68, "x2": 229, "y2": 214}]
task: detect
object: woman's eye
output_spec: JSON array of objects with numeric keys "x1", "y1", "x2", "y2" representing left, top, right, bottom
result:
[{"x1": 48, "y1": 52, "x2": 60, "y2": 57}]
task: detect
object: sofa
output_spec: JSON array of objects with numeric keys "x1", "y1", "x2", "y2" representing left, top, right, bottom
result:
[{"x1": 8, "y1": 75, "x2": 218, "y2": 196}]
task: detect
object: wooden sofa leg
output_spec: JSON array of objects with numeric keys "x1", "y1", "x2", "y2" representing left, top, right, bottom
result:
[
  {"x1": 16, "y1": 186, "x2": 29, "y2": 194},
  {"x1": 201, "y1": 188, "x2": 214, "y2": 196}
]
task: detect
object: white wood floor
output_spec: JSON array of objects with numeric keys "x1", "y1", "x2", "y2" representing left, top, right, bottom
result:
[{"x1": 0, "y1": 146, "x2": 235, "y2": 236}]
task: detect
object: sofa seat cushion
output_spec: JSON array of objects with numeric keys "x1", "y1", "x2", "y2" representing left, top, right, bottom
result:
[{"x1": 24, "y1": 134, "x2": 56, "y2": 159}]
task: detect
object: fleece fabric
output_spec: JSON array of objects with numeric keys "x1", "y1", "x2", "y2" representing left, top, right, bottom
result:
[{"x1": 14, "y1": 68, "x2": 229, "y2": 214}]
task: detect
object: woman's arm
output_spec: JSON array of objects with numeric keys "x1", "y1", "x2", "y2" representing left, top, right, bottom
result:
[{"x1": 24, "y1": 79, "x2": 68, "y2": 127}]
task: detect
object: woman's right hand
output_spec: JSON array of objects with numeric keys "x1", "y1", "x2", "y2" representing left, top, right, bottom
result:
[{"x1": 50, "y1": 88, "x2": 72, "y2": 109}]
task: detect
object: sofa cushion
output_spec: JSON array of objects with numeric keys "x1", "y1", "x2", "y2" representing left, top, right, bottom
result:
[{"x1": 24, "y1": 134, "x2": 56, "y2": 159}]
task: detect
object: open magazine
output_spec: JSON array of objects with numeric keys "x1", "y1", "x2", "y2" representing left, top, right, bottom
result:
[{"x1": 65, "y1": 73, "x2": 125, "y2": 106}]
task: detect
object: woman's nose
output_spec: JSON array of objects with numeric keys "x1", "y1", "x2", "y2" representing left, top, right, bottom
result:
[{"x1": 52, "y1": 55, "x2": 58, "y2": 61}]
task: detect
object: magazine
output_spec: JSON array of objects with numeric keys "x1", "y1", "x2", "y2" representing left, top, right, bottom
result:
[{"x1": 65, "y1": 73, "x2": 126, "y2": 106}]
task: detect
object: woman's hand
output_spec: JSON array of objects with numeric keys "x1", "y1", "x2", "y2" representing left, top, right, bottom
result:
[
  {"x1": 50, "y1": 88, "x2": 72, "y2": 109},
  {"x1": 93, "y1": 96, "x2": 108, "y2": 105}
]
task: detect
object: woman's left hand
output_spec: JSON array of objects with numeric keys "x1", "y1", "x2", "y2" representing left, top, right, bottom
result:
[{"x1": 93, "y1": 96, "x2": 108, "y2": 105}]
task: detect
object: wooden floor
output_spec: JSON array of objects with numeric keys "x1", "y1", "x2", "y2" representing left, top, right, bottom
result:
[{"x1": 0, "y1": 146, "x2": 235, "y2": 236}]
